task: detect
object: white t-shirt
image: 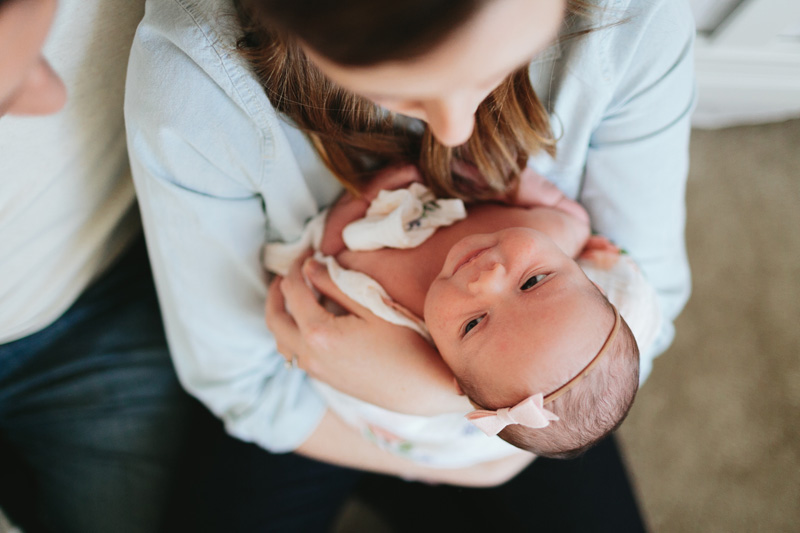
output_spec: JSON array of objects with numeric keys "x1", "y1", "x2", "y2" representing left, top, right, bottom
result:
[{"x1": 0, "y1": 0, "x2": 145, "y2": 342}]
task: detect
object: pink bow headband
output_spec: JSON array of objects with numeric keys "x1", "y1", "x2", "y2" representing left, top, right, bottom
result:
[{"x1": 466, "y1": 304, "x2": 622, "y2": 437}]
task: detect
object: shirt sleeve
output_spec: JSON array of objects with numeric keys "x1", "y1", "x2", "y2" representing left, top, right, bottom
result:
[
  {"x1": 579, "y1": 0, "x2": 696, "y2": 380},
  {"x1": 124, "y1": 1, "x2": 325, "y2": 452}
]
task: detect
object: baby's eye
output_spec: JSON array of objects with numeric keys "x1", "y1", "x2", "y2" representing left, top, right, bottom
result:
[
  {"x1": 463, "y1": 316, "x2": 484, "y2": 335},
  {"x1": 521, "y1": 274, "x2": 546, "y2": 291}
]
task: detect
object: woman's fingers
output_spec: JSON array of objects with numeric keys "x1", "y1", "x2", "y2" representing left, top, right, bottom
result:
[
  {"x1": 300, "y1": 259, "x2": 376, "y2": 319},
  {"x1": 585, "y1": 234, "x2": 619, "y2": 253},
  {"x1": 265, "y1": 275, "x2": 287, "y2": 328},
  {"x1": 277, "y1": 258, "x2": 342, "y2": 329},
  {"x1": 269, "y1": 254, "x2": 387, "y2": 377},
  {"x1": 265, "y1": 275, "x2": 303, "y2": 360},
  {"x1": 278, "y1": 260, "x2": 370, "y2": 375}
]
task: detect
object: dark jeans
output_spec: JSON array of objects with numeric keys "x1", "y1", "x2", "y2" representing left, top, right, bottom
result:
[
  {"x1": 167, "y1": 405, "x2": 362, "y2": 533},
  {"x1": 177, "y1": 406, "x2": 648, "y2": 533},
  {"x1": 0, "y1": 237, "x2": 191, "y2": 533},
  {"x1": 356, "y1": 434, "x2": 649, "y2": 532}
]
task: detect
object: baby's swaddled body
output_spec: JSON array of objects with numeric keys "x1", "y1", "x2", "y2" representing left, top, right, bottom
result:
[{"x1": 265, "y1": 184, "x2": 660, "y2": 467}]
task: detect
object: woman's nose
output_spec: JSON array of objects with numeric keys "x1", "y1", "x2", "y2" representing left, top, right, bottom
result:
[
  {"x1": 422, "y1": 96, "x2": 478, "y2": 147},
  {"x1": 467, "y1": 263, "x2": 506, "y2": 294}
]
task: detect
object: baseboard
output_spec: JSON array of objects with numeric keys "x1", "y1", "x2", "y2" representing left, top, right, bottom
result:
[{"x1": 693, "y1": 37, "x2": 800, "y2": 128}]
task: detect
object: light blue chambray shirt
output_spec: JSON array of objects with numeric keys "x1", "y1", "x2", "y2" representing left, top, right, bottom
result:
[{"x1": 125, "y1": 0, "x2": 696, "y2": 452}]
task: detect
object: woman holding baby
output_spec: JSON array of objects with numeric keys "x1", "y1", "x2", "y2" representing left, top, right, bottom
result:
[{"x1": 126, "y1": 0, "x2": 695, "y2": 529}]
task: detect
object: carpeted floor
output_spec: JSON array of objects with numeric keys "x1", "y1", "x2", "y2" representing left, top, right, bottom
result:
[{"x1": 619, "y1": 118, "x2": 800, "y2": 532}]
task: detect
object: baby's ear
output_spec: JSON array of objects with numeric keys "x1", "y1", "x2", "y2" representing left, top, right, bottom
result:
[{"x1": 453, "y1": 377, "x2": 465, "y2": 396}]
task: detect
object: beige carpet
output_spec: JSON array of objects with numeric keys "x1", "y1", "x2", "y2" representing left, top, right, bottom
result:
[
  {"x1": 335, "y1": 119, "x2": 800, "y2": 532},
  {"x1": 619, "y1": 119, "x2": 800, "y2": 532}
]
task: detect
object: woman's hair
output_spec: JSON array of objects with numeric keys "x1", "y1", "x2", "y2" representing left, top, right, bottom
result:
[
  {"x1": 233, "y1": 0, "x2": 596, "y2": 201},
  {"x1": 461, "y1": 295, "x2": 640, "y2": 459}
]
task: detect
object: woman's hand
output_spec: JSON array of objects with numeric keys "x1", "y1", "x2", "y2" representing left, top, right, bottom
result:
[
  {"x1": 578, "y1": 235, "x2": 622, "y2": 267},
  {"x1": 266, "y1": 254, "x2": 472, "y2": 416}
]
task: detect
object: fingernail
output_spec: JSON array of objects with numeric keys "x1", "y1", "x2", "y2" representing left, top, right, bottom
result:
[{"x1": 303, "y1": 258, "x2": 322, "y2": 274}]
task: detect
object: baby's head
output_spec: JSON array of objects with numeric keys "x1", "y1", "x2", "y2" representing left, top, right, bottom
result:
[{"x1": 423, "y1": 227, "x2": 639, "y2": 458}]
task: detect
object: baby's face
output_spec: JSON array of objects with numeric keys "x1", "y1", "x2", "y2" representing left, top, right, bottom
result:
[{"x1": 424, "y1": 227, "x2": 608, "y2": 405}]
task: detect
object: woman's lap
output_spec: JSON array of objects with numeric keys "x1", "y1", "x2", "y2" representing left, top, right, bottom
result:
[
  {"x1": 351, "y1": 434, "x2": 648, "y2": 532},
  {"x1": 167, "y1": 404, "x2": 362, "y2": 533},
  {"x1": 175, "y1": 406, "x2": 647, "y2": 533}
]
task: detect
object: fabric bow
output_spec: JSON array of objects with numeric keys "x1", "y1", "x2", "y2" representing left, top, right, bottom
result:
[{"x1": 465, "y1": 393, "x2": 559, "y2": 437}]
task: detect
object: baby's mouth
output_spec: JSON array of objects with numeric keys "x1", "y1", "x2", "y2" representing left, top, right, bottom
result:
[{"x1": 453, "y1": 246, "x2": 490, "y2": 277}]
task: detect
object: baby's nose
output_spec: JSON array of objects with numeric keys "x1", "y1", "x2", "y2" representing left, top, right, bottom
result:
[{"x1": 467, "y1": 263, "x2": 506, "y2": 294}]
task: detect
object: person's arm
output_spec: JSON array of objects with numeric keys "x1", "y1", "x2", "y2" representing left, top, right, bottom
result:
[
  {"x1": 297, "y1": 410, "x2": 534, "y2": 487},
  {"x1": 577, "y1": 0, "x2": 696, "y2": 379},
  {"x1": 516, "y1": 205, "x2": 590, "y2": 259},
  {"x1": 459, "y1": 163, "x2": 591, "y2": 257},
  {"x1": 502, "y1": 167, "x2": 592, "y2": 258},
  {"x1": 124, "y1": 5, "x2": 329, "y2": 452},
  {"x1": 125, "y1": 1, "x2": 469, "y2": 456},
  {"x1": 511, "y1": 166, "x2": 590, "y2": 225}
]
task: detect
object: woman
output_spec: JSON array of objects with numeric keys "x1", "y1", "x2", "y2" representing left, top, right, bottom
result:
[{"x1": 125, "y1": 0, "x2": 694, "y2": 529}]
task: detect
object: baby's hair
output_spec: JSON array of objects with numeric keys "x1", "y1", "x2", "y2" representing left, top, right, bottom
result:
[{"x1": 460, "y1": 293, "x2": 640, "y2": 459}]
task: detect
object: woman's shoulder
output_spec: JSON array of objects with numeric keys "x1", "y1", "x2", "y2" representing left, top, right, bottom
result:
[
  {"x1": 526, "y1": 0, "x2": 695, "y2": 192},
  {"x1": 601, "y1": 0, "x2": 695, "y2": 55},
  {"x1": 132, "y1": 0, "x2": 280, "y2": 133},
  {"x1": 141, "y1": 0, "x2": 240, "y2": 51},
  {"x1": 126, "y1": 0, "x2": 292, "y2": 194},
  {"x1": 561, "y1": 0, "x2": 695, "y2": 76},
  {"x1": 534, "y1": 0, "x2": 694, "y2": 106},
  {"x1": 589, "y1": 0, "x2": 693, "y2": 32}
]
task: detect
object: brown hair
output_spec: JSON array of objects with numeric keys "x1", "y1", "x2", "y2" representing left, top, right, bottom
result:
[{"x1": 233, "y1": 0, "x2": 596, "y2": 201}]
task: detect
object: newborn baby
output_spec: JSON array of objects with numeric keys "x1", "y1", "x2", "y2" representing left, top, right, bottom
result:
[{"x1": 267, "y1": 165, "x2": 644, "y2": 460}]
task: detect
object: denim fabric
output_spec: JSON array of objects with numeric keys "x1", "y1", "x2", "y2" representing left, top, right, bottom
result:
[
  {"x1": 169, "y1": 414, "x2": 646, "y2": 533},
  {"x1": 0, "y1": 238, "x2": 191, "y2": 533},
  {"x1": 353, "y1": 434, "x2": 647, "y2": 532},
  {"x1": 166, "y1": 407, "x2": 363, "y2": 533}
]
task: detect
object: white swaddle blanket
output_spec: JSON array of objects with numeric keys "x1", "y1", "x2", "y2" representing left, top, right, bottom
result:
[{"x1": 264, "y1": 184, "x2": 661, "y2": 467}]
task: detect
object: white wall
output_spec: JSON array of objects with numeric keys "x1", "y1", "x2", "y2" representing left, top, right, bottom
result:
[{"x1": 690, "y1": 0, "x2": 800, "y2": 128}]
